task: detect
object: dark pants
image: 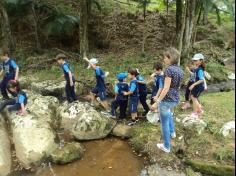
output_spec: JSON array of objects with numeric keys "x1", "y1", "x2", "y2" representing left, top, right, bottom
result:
[
  {"x1": 111, "y1": 99, "x2": 128, "y2": 119},
  {"x1": 65, "y1": 81, "x2": 77, "y2": 103},
  {"x1": 185, "y1": 81, "x2": 194, "y2": 101},
  {"x1": 139, "y1": 93, "x2": 150, "y2": 114},
  {"x1": 0, "y1": 76, "x2": 15, "y2": 99},
  {"x1": 0, "y1": 99, "x2": 20, "y2": 113}
]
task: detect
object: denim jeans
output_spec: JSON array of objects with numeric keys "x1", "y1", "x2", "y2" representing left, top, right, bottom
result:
[
  {"x1": 159, "y1": 101, "x2": 178, "y2": 149},
  {"x1": 0, "y1": 99, "x2": 21, "y2": 113}
]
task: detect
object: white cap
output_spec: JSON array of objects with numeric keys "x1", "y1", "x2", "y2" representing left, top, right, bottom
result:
[
  {"x1": 192, "y1": 53, "x2": 204, "y2": 61},
  {"x1": 87, "y1": 58, "x2": 98, "y2": 69}
]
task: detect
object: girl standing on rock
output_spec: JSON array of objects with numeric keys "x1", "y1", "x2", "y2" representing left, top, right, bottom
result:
[
  {"x1": 0, "y1": 80, "x2": 27, "y2": 115},
  {"x1": 151, "y1": 48, "x2": 184, "y2": 153},
  {"x1": 188, "y1": 53, "x2": 206, "y2": 118}
]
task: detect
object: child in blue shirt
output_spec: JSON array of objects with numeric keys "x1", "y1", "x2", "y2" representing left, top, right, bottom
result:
[
  {"x1": 111, "y1": 72, "x2": 129, "y2": 119},
  {"x1": 149, "y1": 62, "x2": 164, "y2": 105},
  {"x1": 189, "y1": 53, "x2": 206, "y2": 118},
  {"x1": 136, "y1": 69, "x2": 150, "y2": 116},
  {"x1": 83, "y1": 57, "x2": 110, "y2": 114},
  {"x1": 123, "y1": 69, "x2": 139, "y2": 126},
  {"x1": 0, "y1": 80, "x2": 27, "y2": 115},
  {"x1": 56, "y1": 54, "x2": 77, "y2": 103},
  {"x1": 0, "y1": 47, "x2": 19, "y2": 99}
]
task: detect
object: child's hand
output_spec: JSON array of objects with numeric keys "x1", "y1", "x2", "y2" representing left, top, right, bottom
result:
[
  {"x1": 150, "y1": 104, "x2": 157, "y2": 112},
  {"x1": 17, "y1": 111, "x2": 27, "y2": 116},
  {"x1": 123, "y1": 92, "x2": 128, "y2": 96},
  {"x1": 189, "y1": 85, "x2": 195, "y2": 91}
]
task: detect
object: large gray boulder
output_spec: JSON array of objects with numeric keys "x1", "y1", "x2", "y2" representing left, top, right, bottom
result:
[
  {"x1": 6, "y1": 93, "x2": 59, "y2": 169},
  {"x1": 58, "y1": 101, "x2": 116, "y2": 140},
  {"x1": 0, "y1": 119, "x2": 11, "y2": 176},
  {"x1": 9, "y1": 114, "x2": 57, "y2": 169}
]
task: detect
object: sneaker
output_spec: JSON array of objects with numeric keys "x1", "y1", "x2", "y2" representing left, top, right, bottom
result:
[
  {"x1": 171, "y1": 132, "x2": 176, "y2": 139},
  {"x1": 181, "y1": 102, "x2": 191, "y2": 110},
  {"x1": 127, "y1": 120, "x2": 137, "y2": 126},
  {"x1": 156, "y1": 143, "x2": 170, "y2": 153}
]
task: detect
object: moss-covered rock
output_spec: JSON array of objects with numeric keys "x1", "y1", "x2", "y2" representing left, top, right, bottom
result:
[
  {"x1": 50, "y1": 142, "x2": 85, "y2": 165},
  {"x1": 184, "y1": 159, "x2": 235, "y2": 176}
]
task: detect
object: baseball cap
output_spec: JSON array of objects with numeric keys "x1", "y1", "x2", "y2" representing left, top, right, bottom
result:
[
  {"x1": 87, "y1": 58, "x2": 99, "y2": 69},
  {"x1": 117, "y1": 72, "x2": 128, "y2": 81},
  {"x1": 192, "y1": 53, "x2": 204, "y2": 61}
]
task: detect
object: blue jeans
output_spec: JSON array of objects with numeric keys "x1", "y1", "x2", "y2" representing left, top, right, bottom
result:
[
  {"x1": 159, "y1": 101, "x2": 178, "y2": 149},
  {"x1": 0, "y1": 99, "x2": 21, "y2": 113}
]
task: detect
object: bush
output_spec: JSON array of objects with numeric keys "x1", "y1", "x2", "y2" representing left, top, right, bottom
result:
[{"x1": 206, "y1": 62, "x2": 230, "y2": 83}]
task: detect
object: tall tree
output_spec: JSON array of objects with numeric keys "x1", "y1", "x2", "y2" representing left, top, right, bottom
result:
[
  {"x1": 79, "y1": 0, "x2": 89, "y2": 59},
  {"x1": 0, "y1": 0, "x2": 14, "y2": 52}
]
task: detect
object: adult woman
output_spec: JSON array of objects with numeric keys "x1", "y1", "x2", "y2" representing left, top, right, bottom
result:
[{"x1": 151, "y1": 48, "x2": 184, "y2": 153}]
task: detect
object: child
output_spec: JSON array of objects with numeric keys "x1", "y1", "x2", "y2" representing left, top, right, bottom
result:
[
  {"x1": 181, "y1": 61, "x2": 196, "y2": 110},
  {"x1": 189, "y1": 53, "x2": 206, "y2": 118},
  {"x1": 136, "y1": 69, "x2": 150, "y2": 116},
  {"x1": 111, "y1": 72, "x2": 129, "y2": 119},
  {"x1": 0, "y1": 80, "x2": 27, "y2": 115},
  {"x1": 56, "y1": 54, "x2": 77, "y2": 103},
  {"x1": 123, "y1": 68, "x2": 139, "y2": 126},
  {"x1": 150, "y1": 62, "x2": 164, "y2": 105},
  {"x1": 0, "y1": 47, "x2": 19, "y2": 99},
  {"x1": 83, "y1": 57, "x2": 110, "y2": 114}
]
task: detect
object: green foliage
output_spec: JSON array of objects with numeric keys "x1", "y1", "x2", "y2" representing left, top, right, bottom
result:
[
  {"x1": 206, "y1": 62, "x2": 230, "y2": 82},
  {"x1": 42, "y1": 15, "x2": 79, "y2": 38},
  {"x1": 5, "y1": 0, "x2": 33, "y2": 17},
  {"x1": 214, "y1": 148, "x2": 235, "y2": 162}
]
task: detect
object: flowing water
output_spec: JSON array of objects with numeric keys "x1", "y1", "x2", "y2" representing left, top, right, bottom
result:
[{"x1": 39, "y1": 138, "x2": 144, "y2": 176}]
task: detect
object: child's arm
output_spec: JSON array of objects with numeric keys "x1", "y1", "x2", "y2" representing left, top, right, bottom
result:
[
  {"x1": 14, "y1": 67, "x2": 19, "y2": 80},
  {"x1": 18, "y1": 103, "x2": 26, "y2": 116},
  {"x1": 186, "y1": 66, "x2": 194, "y2": 75},
  {"x1": 123, "y1": 82, "x2": 136, "y2": 96},
  {"x1": 83, "y1": 57, "x2": 96, "y2": 70},
  {"x1": 68, "y1": 71, "x2": 74, "y2": 86},
  {"x1": 189, "y1": 70, "x2": 204, "y2": 90}
]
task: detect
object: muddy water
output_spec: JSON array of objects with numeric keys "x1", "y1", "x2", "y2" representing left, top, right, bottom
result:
[{"x1": 39, "y1": 138, "x2": 144, "y2": 176}]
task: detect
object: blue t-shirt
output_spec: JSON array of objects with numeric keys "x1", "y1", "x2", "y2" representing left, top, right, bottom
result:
[
  {"x1": 115, "y1": 82, "x2": 129, "y2": 101},
  {"x1": 2, "y1": 58, "x2": 18, "y2": 78},
  {"x1": 62, "y1": 62, "x2": 75, "y2": 82},
  {"x1": 163, "y1": 64, "x2": 184, "y2": 102},
  {"x1": 129, "y1": 79, "x2": 138, "y2": 98},
  {"x1": 189, "y1": 69, "x2": 195, "y2": 82},
  {"x1": 17, "y1": 91, "x2": 27, "y2": 105},
  {"x1": 95, "y1": 67, "x2": 106, "y2": 91},
  {"x1": 152, "y1": 74, "x2": 164, "y2": 98},
  {"x1": 194, "y1": 67, "x2": 204, "y2": 88},
  {"x1": 136, "y1": 75, "x2": 147, "y2": 95}
]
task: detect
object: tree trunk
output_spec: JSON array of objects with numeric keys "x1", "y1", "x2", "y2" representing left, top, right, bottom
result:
[
  {"x1": 166, "y1": 0, "x2": 169, "y2": 14},
  {"x1": 176, "y1": 0, "x2": 183, "y2": 33},
  {"x1": 182, "y1": 0, "x2": 196, "y2": 62},
  {"x1": 202, "y1": 0, "x2": 209, "y2": 25},
  {"x1": 31, "y1": 3, "x2": 41, "y2": 50},
  {"x1": 0, "y1": 1, "x2": 14, "y2": 52},
  {"x1": 79, "y1": 0, "x2": 89, "y2": 59},
  {"x1": 176, "y1": 0, "x2": 186, "y2": 65}
]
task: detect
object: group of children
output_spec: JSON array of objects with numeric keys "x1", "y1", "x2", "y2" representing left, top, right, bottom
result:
[
  {"x1": 0, "y1": 47, "x2": 207, "y2": 124},
  {"x1": 0, "y1": 47, "x2": 27, "y2": 116}
]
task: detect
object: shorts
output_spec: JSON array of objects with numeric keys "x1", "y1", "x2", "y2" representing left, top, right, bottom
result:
[
  {"x1": 129, "y1": 96, "x2": 139, "y2": 113},
  {"x1": 191, "y1": 85, "x2": 204, "y2": 98},
  {"x1": 91, "y1": 87, "x2": 107, "y2": 101}
]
